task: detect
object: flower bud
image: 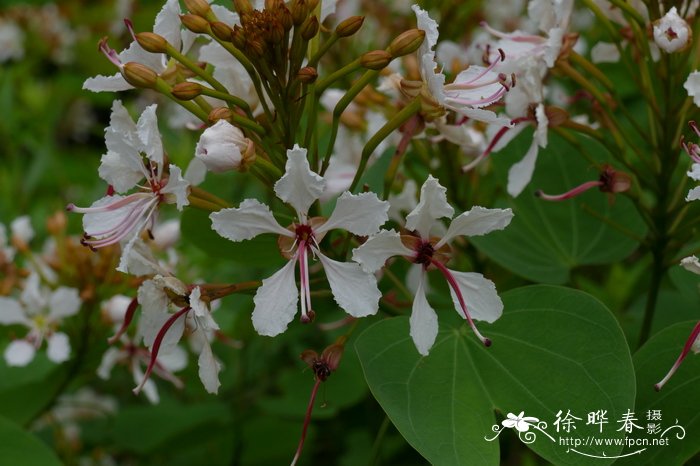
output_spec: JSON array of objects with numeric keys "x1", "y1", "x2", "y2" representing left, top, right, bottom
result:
[
  {"x1": 653, "y1": 7, "x2": 691, "y2": 53},
  {"x1": 544, "y1": 106, "x2": 569, "y2": 127},
  {"x1": 306, "y1": 0, "x2": 319, "y2": 11},
  {"x1": 300, "y1": 15, "x2": 319, "y2": 40},
  {"x1": 291, "y1": 0, "x2": 308, "y2": 25},
  {"x1": 233, "y1": 0, "x2": 253, "y2": 15},
  {"x1": 279, "y1": 6, "x2": 293, "y2": 31},
  {"x1": 210, "y1": 21, "x2": 233, "y2": 41},
  {"x1": 184, "y1": 0, "x2": 212, "y2": 17},
  {"x1": 388, "y1": 29, "x2": 426, "y2": 57},
  {"x1": 361, "y1": 50, "x2": 392, "y2": 70},
  {"x1": 599, "y1": 165, "x2": 631, "y2": 194},
  {"x1": 231, "y1": 26, "x2": 246, "y2": 50},
  {"x1": 297, "y1": 66, "x2": 318, "y2": 83},
  {"x1": 180, "y1": 14, "x2": 210, "y2": 34},
  {"x1": 135, "y1": 32, "x2": 168, "y2": 53},
  {"x1": 171, "y1": 81, "x2": 203, "y2": 100},
  {"x1": 196, "y1": 120, "x2": 254, "y2": 173},
  {"x1": 336, "y1": 16, "x2": 364, "y2": 37},
  {"x1": 208, "y1": 107, "x2": 234, "y2": 123},
  {"x1": 122, "y1": 62, "x2": 158, "y2": 89}
]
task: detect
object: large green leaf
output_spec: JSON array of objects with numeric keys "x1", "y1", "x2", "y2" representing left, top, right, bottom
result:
[
  {"x1": 615, "y1": 321, "x2": 700, "y2": 465},
  {"x1": 355, "y1": 285, "x2": 635, "y2": 465},
  {"x1": 0, "y1": 415, "x2": 61, "y2": 466},
  {"x1": 471, "y1": 132, "x2": 646, "y2": 284}
]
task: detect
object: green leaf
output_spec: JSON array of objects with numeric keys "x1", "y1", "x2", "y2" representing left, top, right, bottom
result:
[
  {"x1": 355, "y1": 285, "x2": 636, "y2": 465},
  {"x1": 471, "y1": 132, "x2": 646, "y2": 284},
  {"x1": 614, "y1": 321, "x2": 700, "y2": 465},
  {"x1": 0, "y1": 415, "x2": 61, "y2": 466},
  {"x1": 181, "y1": 208, "x2": 285, "y2": 267}
]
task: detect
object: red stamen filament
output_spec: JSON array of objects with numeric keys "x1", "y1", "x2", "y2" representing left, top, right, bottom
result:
[
  {"x1": 291, "y1": 378, "x2": 322, "y2": 466},
  {"x1": 108, "y1": 297, "x2": 139, "y2": 345},
  {"x1": 654, "y1": 321, "x2": 700, "y2": 391},
  {"x1": 535, "y1": 180, "x2": 604, "y2": 201}
]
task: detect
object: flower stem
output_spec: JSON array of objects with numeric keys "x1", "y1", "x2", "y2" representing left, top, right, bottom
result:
[{"x1": 290, "y1": 378, "x2": 322, "y2": 466}]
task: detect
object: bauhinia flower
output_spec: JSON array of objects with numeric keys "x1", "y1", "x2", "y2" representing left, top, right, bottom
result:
[
  {"x1": 66, "y1": 101, "x2": 189, "y2": 273},
  {"x1": 195, "y1": 120, "x2": 255, "y2": 173},
  {"x1": 653, "y1": 7, "x2": 691, "y2": 53},
  {"x1": 682, "y1": 121, "x2": 700, "y2": 201},
  {"x1": 0, "y1": 273, "x2": 81, "y2": 366},
  {"x1": 684, "y1": 72, "x2": 700, "y2": 107},
  {"x1": 210, "y1": 145, "x2": 388, "y2": 336},
  {"x1": 353, "y1": 176, "x2": 513, "y2": 355}
]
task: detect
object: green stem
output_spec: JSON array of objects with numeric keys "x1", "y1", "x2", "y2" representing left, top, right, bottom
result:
[{"x1": 369, "y1": 416, "x2": 392, "y2": 466}]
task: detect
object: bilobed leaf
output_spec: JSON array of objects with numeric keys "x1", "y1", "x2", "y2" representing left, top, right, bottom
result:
[
  {"x1": 615, "y1": 321, "x2": 700, "y2": 465},
  {"x1": 0, "y1": 415, "x2": 61, "y2": 466},
  {"x1": 471, "y1": 132, "x2": 646, "y2": 284},
  {"x1": 355, "y1": 285, "x2": 636, "y2": 465}
]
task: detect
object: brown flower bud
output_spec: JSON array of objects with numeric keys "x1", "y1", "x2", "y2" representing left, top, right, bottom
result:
[
  {"x1": 297, "y1": 66, "x2": 318, "y2": 83},
  {"x1": 279, "y1": 6, "x2": 293, "y2": 30},
  {"x1": 135, "y1": 32, "x2": 168, "y2": 53},
  {"x1": 388, "y1": 29, "x2": 426, "y2": 57},
  {"x1": 360, "y1": 50, "x2": 392, "y2": 70},
  {"x1": 300, "y1": 15, "x2": 319, "y2": 40},
  {"x1": 180, "y1": 14, "x2": 210, "y2": 34},
  {"x1": 306, "y1": 0, "x2": 320, "y2": 11},
  {"x1": 171, "y1": 81, "x2": 203, "y2": 100},
  {"x1": 208, "y1": 107, "x2": 234, "y2": 123},
  {"x1": 184, "y1": 0, "x2": 212, "y2": 17},
  {"x1": 336, "y1": 16, "x2": 364, "y2": 37},
  {"x1": 233, "y1": 0, "x2": 253, "y2": 15},
  {"x1": 122, "y1": 62, "x2": 158, "y2": 89},
  {"x1": 544, "y1": 106, "x2": 569, "y2": 127},
  {"x1": 290, "y1": 0, "x2": 308, "y2": 25},
  {"x1": 210, "y1": 21, "x2": 233, "y2": 41},
  {"x1": 599, "y1": 165, "x2": 632, "y2": 194},
  {"x1": 231, "y1": 26, "x2": 246, "y2": 49}
]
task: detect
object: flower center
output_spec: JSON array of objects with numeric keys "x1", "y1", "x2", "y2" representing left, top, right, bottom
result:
[
  {"x1": 295, "y1": 224, "x2": 314, "y2": 243},
  {"x1": 413, "y1": 241, "x2": 435, "y2": 266}
]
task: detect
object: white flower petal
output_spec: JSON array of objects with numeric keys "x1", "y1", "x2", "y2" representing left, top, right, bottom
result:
[
  {"x1": 160, "y1": 165, "x2": 190, "y2": 211},
  {"x1": 409, "y1": 273, "x2": 438, "y2": 356},
  {"x1": 591, "y1": 42, "x2": 620, "y2": 64},
  {"x1": 131, "y1": 360, "x2": 159, "y2": 404},
  {"x1": 21, "y1": 273, "x2": 45, "y2": 313},
  {"x1": 436, "y1": 207, "x2": 514, "y2": 248},
  {"x1": 121, "y1": 238, "x2": 164, "y2": 277},
  {"x1": 252, "y1": 259, "x2": 299, "y2": 336},
  {"x1": 447, "y1": 270, "x2": 503, "y2": 323},
  {"x1": 82, "y1": 74, "x2": 132, "y2": 93},
  {"x1": 97, "y1": 347, "x2": 123, "y2": 379},
  {"x1": 153, "y1": 0, "x2": 183, "y2": 51},
  {"x1": 47, "y1": 332, "x2": 71, "y2": 363},
  {"x1": 352, "y1": 229, "x2": 413, "y2": 273},
  {"x1": 0, "y1": 298, "x2": 29, "y2": 325},
  {"x1": 681, "y1": 256, "x2": 700, "y2": 275},
  {"x1": 191, "y1": 287, "x2": 219, "y2": 331},
  {"x1": 316, "y1": 192, "x2": 389, "y2": 236},
  {"x1": 317, "y1": 251, "x2": 381, "y2": 318},
  {"x1": 185, "y1": 157, "x2": 207, "y2": 186},
  {"x1": 136, "y1": 280, "x2": 186, "y2": 354},
  {"x1": 684, "y1": 71, "x2": 700, "y2": 106},
  {"x1": 5, "y1": 340, "x2": 36, "y2": 366},
  {"x1": 99, "y1": 100, "x2": 145, "y2": 192},
  {"x1": 157, "y1": 344, "x2": 188, "y2": 372},
  {"x1": 10, "y1": 216, "x2": 34, "y2": 244},
  {"x1": 136, "y1": 105, "x2": 164, "y2": 168},
  {"x1": 273, "y1": 145, "x2": 325, "y2": 216},
  {"x1": 48, "y1": 287, "x2": 81, "y2": 321},
  {"x1": 507, "y1": 138, "x2": 540, "y2": 197},
  {"x1": 198, "y1": 342, "x2": 222, "y2": 394},
  {"x1": 210, "y1": 199, "x2": 291, "y2": 242},
  {"x1": 412, "y1": 5, "x2": 439, "y2": 64},
  {"x1": 687, "y1": 186, "x2": 700, "y2": 202},
  {"x1": 195, "y1": 120, "x2": 246, "y2": 173},
  {"x1": 405, "y1": 176, "x2": 454, "y2": 238}
]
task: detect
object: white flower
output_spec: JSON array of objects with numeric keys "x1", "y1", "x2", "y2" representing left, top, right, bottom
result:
[
  {"x1": 67, "y1": 101, "x2": 189, "y2": 273},
  {"x1": 591, "y1": 42, "x2": 621, "y2": 64},
  {"x1": 653, "y1": 7, "x2": 691, "y2": 53},
  {"x1": 684, "y1": 71, "x2": 700, "y2": 107},
  {"x1": 353, "y1": 176, "x2": 512, "y2": 355},
  {"x1": 211, "y1": 145, "x2": 388, "y2": 336},
  {"x1": 10, "y1": 216, "x2": 34, "y2": 245},
  {"x1": 195, "y1": 120, "x2": 254, "y2": 173},
  {"x1": 0, "y1": 20, "x2": 24, "y2": 63},
  {"x1": 0, "y1": 274, "x2": 81, "y2": 366}
]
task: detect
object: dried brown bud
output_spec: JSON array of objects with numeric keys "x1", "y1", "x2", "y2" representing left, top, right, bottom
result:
[
  {"x1": 233, "y1": 0, "x2": 253, "y2": 15},
  {"x1": 122, "y1": 62, "x2": 158, "y2": 89},
  {"x1": 544, "y1": 106, "x2": 569, "y2": 127},
  {"x1": 360, "y1": 50, "x2": 392, "y2": 70},
  {"x1": 180, "y1": 14, "x2": 210, "y2": 34},
  {"x1": 279, "y1": 6, "x2": 293, "y2": 30},
  {"x1": 270, "y1": 22, "x2": 285, "y2": 44},
  {"x1": 210, "y1": 21, "x2": 233, "y2": 41},
  {"x1": 171, "y1": 81, "x2": 203, "y2": 100},
  {"x1": 300, "y1": 15, "x2": 319, "y2": 40},
  {"x1": 297, "y1": 66, "x2": 318, "y2": 83},
  {"x1": 599, "y1": 165, "x2": 632, "y2": 194},
  {"x1": 388, "y1": 29, "x2": 426, "y2": 57},
  {"x1": 336, "y1": 16, "x2": 364, "y2": 37},
  {"x1": 184, "y1": 0, "x2": 212, "y2": 17},
  {"x1": 208, "y1": 107, "x2": 234, "y2": 123},
  {"x1": 135, "y1": 32, "x2": 168, "y2": 53},
  {"x1": 231, "y1": 26, "x2": 246, "y2": 49}
]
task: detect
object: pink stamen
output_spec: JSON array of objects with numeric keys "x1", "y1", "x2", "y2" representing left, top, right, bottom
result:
[
  {"x1": 98, "y1": 37, "x2": 123, "y2": 69},
  {"x1": 535, "y1": 180, "x2": 604, "y2": 201},
  {"x1": 291, "y1": 378, "x2": 322, "y2": 466},
  {"x1": 429, "y1": 258, "x2": 491, "y2": 347},
  {"x1": 480, "y1": 21, "x2": 545, "y2": 44},
  {"x1": 298, "y1": 241, "x2": 314, "y2": 323},
  {"x1": 444, "y1": 86, "x2": 506, "y2": 107},
  {"x1": 462, "y1": 116, "x2": 533, "y2": 173},
  {"x1": 82, "y1": 198, "x2": 158, "y2": 248},
  {"x1": 133, "y1": 306, "x2": 190, "y2": 395},
  {"x1": 654, "y1": 321, "x2": 700, "y2": 391},
  {"x1": 124, "y1": 19, "x2": 136, "y2": 41},
  {"x1": 66, "y1": 192, "x2": 152, "y2": 214},
  {"x1": 108, "y1": 297, "x2": 139, "y2": 345}
]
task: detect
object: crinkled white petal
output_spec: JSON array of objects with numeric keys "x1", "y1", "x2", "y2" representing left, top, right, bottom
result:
[
  {"x1": 136, "y1": 280, "x2": 186, "y2": 354},
  {"x1": 591, "y1": 42, "x2": 620, "y2": 64},
  {"x1": 273, "y1": 145, "x2": 325, "y2": 216},
  {"x1": 184, "y1": 157, "x2": 207, "y2": 186},
  {"x1": 316, "y1": 192, "x2": 389, "y2": 236},
  {"x1": 0, "y1": 297, "x2": 29, "y2": 326},
  {"x1": 157, "y1": 344, "x2": 188, "y2": 372},
  {"x1": 688, "y1": 163, "x2": 700, "y2": 181},
  {"x1": 681, "y1": 256, "x2": 700, "y2": 275},
  {"x1": 136, "y1": 105, "x2": 164, "y2": 169},
  {"x1": 99, "y1": 100, "x2": 145, "y2": 191},
  {"x1": 5, "y1": 340, "x2": 36, "y2": 366},
  {"x1": 97, "y1": 347, "x2": 123, "y2": 379},
  {"x1": 447, "y1": 270, "x2": 503, "y2": 323},
  {"x1": 436, "y1": 207, "x2": 514, "y2": 248},
  {"x1": 160, "y1": 165, "x2": 190, "y2": 211},
  {"x1": 21, "y1": 273, "x2": 45, "y2": 314},
  {"x1": 153, "y1": 0, "x2": 183, "y2": 51},
  {"x1": 405, "y1": 175, "x2": 454, "y2": 238},
  {"x1": 507, "y1": 137, "x2": 540, "y2": 197},
  {"x1": 686, "y1": 186, "x2": 700, "y2": 202},
  {"x1": 47, "y1": 332, "x2": 71, "y2": 363},
  {"x1": 317, "y1": 250, "x2": 381, "y2": 318},
  {"x1": 121, "y1": 238, "x2": 164, "y2": 277},
  {"x1": 198, "y1": 342, "x2": 222, "y2": 394},
  {"x1": 252, "y1": 259, "x2": 299, "y2": 337},
  {"x1": 48, "y1": 287, "x2": 81, "y2": 321},
  {"x1": 412, "y1": 5, "x2": 439, "y2": 64},
  {"x1": 352, "y1": 229, "x2": 413, "y2": 273},
  {"x1": 83, "y1": 74, "x2": 132, "y2": 93},
  {"x1": 388, "y1": 179, "x2": 417, "y2": 223},
  {"x1": 409, "y1": 273, "x2": 438, "y2": 356},
  {"x1": 684, "y1": 71, "x2": 700, "y2": 106},
  {"x1": 421, "y1": 52, "x2": 446, "y2": 104},
  {"x1": 191, "y1": 287, "x2": 219, "y2": 331},
  {"x1": 211, "y1": 5, "x2": 240, "y2": 26},
  {"x1": 210, "y1": 199, "x2": 291, "y2": 242}
]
